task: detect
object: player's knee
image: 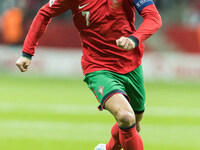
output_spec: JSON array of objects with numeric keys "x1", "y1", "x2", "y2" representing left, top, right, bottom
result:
[{"x1": 116, "y1": 110, "x2": 135, "y2": 128}]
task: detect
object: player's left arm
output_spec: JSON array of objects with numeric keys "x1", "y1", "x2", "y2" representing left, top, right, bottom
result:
[{"x1": 116, "y1": 0, "x2": 162, "y2": 51}]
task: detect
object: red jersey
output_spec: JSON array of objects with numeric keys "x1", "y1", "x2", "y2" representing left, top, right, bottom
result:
[{"x1": 22, "y1": 0, "x2": 162, "y2": 75}]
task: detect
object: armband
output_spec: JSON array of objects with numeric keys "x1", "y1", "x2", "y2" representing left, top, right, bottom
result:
[{"x1": 133, "y1": 0, "x2": 154, "y2": 13}]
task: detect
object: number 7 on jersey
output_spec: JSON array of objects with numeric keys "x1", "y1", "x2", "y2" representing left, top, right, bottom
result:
[{"x1": 82, "y1": 11, "x2": 90, "y2": 26}]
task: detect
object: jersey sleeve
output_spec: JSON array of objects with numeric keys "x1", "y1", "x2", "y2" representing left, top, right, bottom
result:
[
  {"x1": 128, "y1": 0, "x2": 162, "y2": 46},
  {"x1": 22, "y1": 0, "x2": 71, "y2": 58}
]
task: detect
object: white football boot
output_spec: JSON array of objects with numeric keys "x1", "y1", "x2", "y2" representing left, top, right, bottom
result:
[{"x1": 94, "y1": 144, "x2": 106, "y2": 150}]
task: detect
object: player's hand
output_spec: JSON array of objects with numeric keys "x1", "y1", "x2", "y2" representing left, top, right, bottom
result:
[
  {"x1": 116, "y1": 36, "x2": 136, "y2": 51},
  {"x1": 16, "y1": 56, "x2": 31, "y2": 72}
]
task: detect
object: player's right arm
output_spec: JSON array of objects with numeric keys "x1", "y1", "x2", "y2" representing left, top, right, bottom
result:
[{"x1": 16, "y1": 0, "x2": 71, "y2": 72}]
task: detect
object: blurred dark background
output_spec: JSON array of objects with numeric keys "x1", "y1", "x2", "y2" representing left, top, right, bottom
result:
[{"x1": 0, "y1": 0, "x2": 199, "y2": 50}]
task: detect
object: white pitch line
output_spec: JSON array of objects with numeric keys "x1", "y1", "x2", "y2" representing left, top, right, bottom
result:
[
  {"x1": 0, "y1": 120, "x2": 111, "y2": 130},
  {"x1": 0, "y1": 102, "x2": 200, "y2": 118},
  {"x1": 0, "y1": 120, "x2": 199, "y2": 147},
  {"x1": 141, "y1": 124, "x2": 200, "y2": 148},
  {"x1": 0, "y1": 103, "x2": 98, "y2": 115},
  {"x1": 0, "y1": 120, "x2": 112, "y2": 141},
  {"x1": 145, "y1": 106, "x2": 200, "y2": 118}
]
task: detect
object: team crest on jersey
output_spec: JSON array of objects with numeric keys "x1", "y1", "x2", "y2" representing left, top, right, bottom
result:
[
  {"x1": 111, "y1": 0, "x2": 122, "y2": 9},
  {"x1": 98, "y1": 86, "x2": 104, "y2": 96},
  {"x1": 49, "y1": 0, "x2": 55, "y2": 7},
  {"x1": 112, "y1": 0, "x2": 118, "y2": 4}
]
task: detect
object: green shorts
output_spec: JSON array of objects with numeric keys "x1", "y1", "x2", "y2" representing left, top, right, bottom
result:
[{"x1": 83, "y1": 65, "x2": 146, "y2": 114}]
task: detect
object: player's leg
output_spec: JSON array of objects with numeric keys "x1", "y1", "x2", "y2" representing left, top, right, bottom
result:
[
  {"x1": 84, "y1": 70, "x2": 125, "y2": 150},
  {"x1": 105, "y1": 64, "x2": 145, "y2": 150},
  {"x1": 135, "y1": 112, "x2": 144, "y2": 132},
  {"x1": 95, "y1": 94, "x2": 133, "y2": 150},
  {"x1": 84, "y1": 70, "x2": 143, "y2": 150},
  {"x1": 105, "y1": 93, "x2": 135, "y2": 150},
  {"x1": 106, "y1": 113, "x2": 144, "y2": 150},
  {"x1": 107, "y1": 65, "x2": 145, "y2": 150},
  {"x1": 105, "y1": 122, "x2": 121, "y2": 150},
  {"x1": 105, "y1": 94, "x2": 143, "y2": 150},
  {"x1": 105, "y1": 94, "x2": 135, "y2": 127},
  {"x1": 105, "y1": 112, "x2": 144, "y2": 150},
  {"x1": 125, "y1": 65, "x2": 146, "y2": 133}
]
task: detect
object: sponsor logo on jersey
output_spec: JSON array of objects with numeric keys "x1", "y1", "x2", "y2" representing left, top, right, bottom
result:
[
  {"x1": 78, "y1": 3, "x2": 90, "y2": 9},
  {"x1": 49, "y1": 0, "x2": 55, "y2": 7},
  {"x1": 112, "y1": 0, "x2": 118, "y2": 4},
  {"x1": 98, "y1": 86, "x2": 104, "y2": 96}
]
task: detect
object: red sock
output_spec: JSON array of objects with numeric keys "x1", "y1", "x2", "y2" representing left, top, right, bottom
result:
[
  {"x1": 119, "y1": 124, "x2": 144, "y2": 150},
  {"x1": 106, "y1": 123, "x2": 122, "y2": 150}
]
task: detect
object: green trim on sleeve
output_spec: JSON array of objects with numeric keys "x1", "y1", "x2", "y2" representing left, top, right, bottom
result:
[
  {"x1": 128, "y1": 36, "x2": 139, "y2": 47},
  {"x1": 22, "y1": 52, "x2": 33, "y2": 60}
]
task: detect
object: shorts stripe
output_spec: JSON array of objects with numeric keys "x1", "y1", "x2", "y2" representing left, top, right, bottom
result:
[
  {"x1": 98, "y1": 89, "x2": 130, "y2": 111},
  {"x1": 90, "y1": 82, "x2": 101, "y2": 104},
  {"x1": 134, "y1": 110, "x2": 145, "y2": 114}
]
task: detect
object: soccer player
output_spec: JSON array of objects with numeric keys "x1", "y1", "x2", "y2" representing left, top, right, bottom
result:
[{"x1": 16, "y1": 0, "x2": 162, "y2": 150}]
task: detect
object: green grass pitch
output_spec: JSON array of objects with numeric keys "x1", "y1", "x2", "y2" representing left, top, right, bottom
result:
[{"x1": 0, "y1": 74, "x2": 200, "y2": 150}]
